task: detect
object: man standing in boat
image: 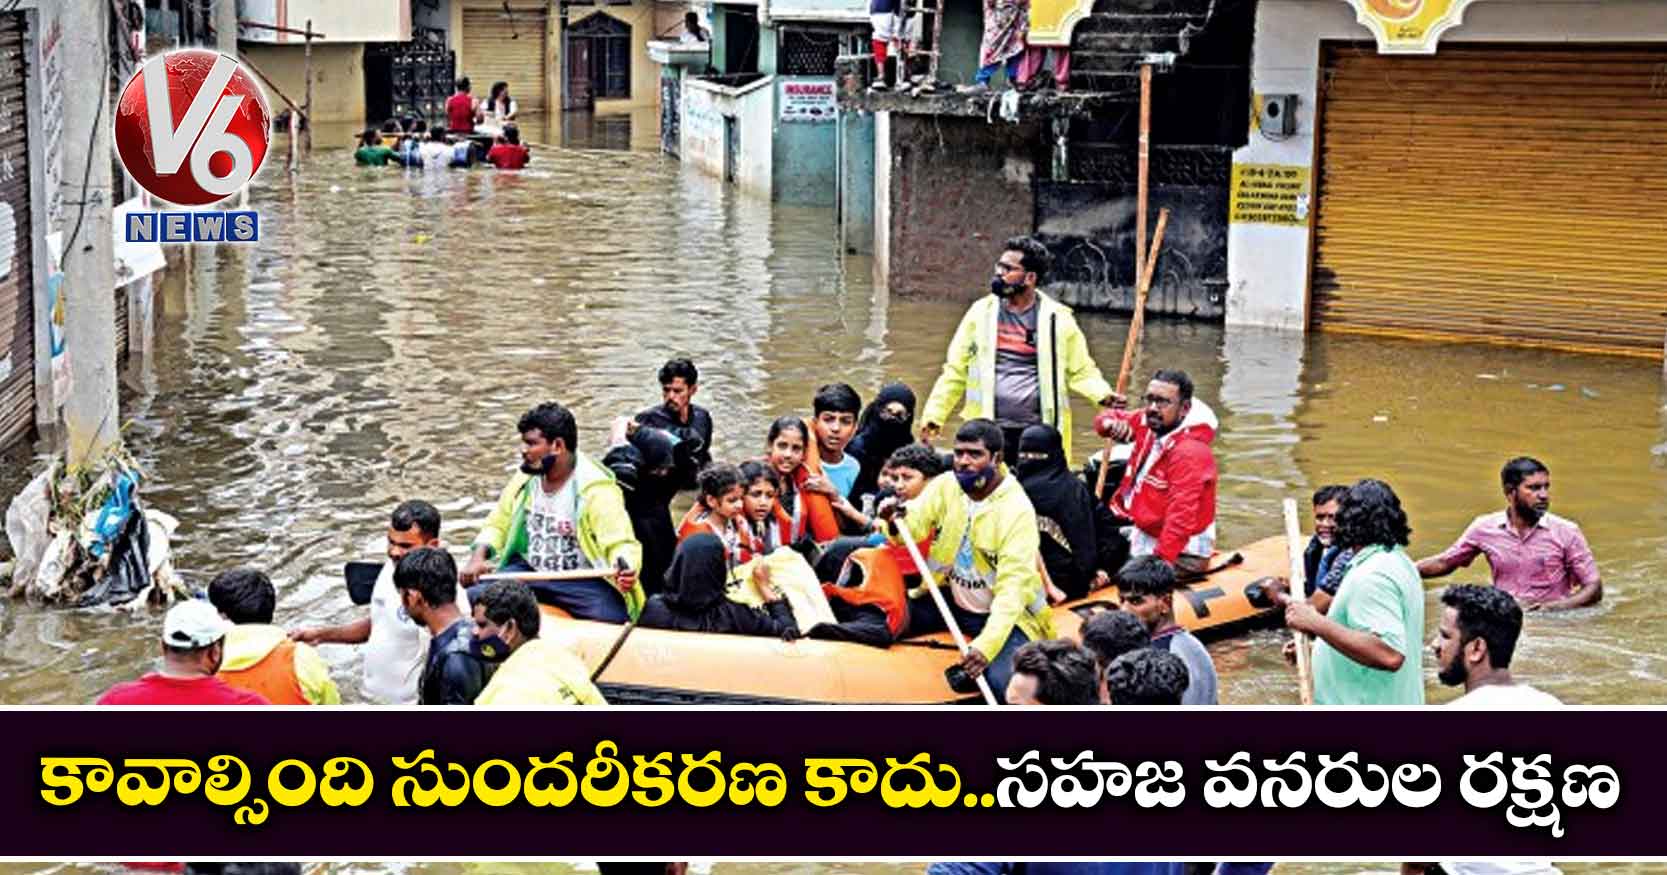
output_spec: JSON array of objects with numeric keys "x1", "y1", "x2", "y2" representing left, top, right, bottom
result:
[
  {"x1": 920, "y1": 236, "x2": 1118, "y2": 466},
  {"x1": 1416, "y1": 456, "x2": 1602, "y2": 612},
  {"x1": 461, "y1": 402, "x2": 643, "y2": 623},
  {"x1": 1095, "y1": 369, "x2": 1219, "y2": 574},
  {"x1": 880, "y1": 419, "x2": 1055, "y2": 703}
]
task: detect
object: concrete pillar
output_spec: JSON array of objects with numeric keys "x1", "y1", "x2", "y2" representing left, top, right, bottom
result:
[
  {"x1": 215, "y1": 0, "x2": 238, "y2": 55},
  {"x1": 58, "y1": 0, "x2": 120, "y2": 467}
]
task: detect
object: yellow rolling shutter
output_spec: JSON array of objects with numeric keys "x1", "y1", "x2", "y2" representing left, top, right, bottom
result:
[
  {"x1": 1312, "y1": 45, "x2": 1667, "y2": 359},
  {"x1": 462, "y1": 6, "x2": 549, "y2": 113}
]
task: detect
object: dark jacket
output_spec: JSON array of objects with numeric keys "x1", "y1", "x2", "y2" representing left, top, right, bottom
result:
[
  {"x1": 637, "y1": 534, "x2": 799, "y2": 639},
  {"x1": 846, "y1": 382, "x2": 917, "y2": 503},
  {"x1": 635, "y1": 403, "x2": 713, "y2": 491},
  {"x1": 420, "y1": 618, "x2": 493, "y2": 706}
]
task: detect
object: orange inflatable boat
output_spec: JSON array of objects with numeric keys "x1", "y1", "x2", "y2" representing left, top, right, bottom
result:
[{"x1": 538, "y1": 535, "x2": 1290, "y2": 704}]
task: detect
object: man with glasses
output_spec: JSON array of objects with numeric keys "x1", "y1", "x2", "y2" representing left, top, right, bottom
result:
[
  {"x1": 921, "y1": 235, "x2": 1117, "y2": 467},
  {"x1": 1094, "y1": 369, "x2": 1219, "y2": 574}
]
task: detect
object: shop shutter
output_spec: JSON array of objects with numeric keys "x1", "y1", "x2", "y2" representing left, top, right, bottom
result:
[
  {"x1": 462, "y1": 6, "x2": 550, "y2": 113},
  {"x1": 0, "y1": 13, "x2": 36, "y2": 449},
  {"x1": 1311, "y1": 44, "x2": 1667, "y2": 358}
]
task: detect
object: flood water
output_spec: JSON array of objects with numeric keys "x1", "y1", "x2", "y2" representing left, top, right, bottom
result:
[{"x1": 2, "y1": 120, "x2": 1666, "y2": 707}]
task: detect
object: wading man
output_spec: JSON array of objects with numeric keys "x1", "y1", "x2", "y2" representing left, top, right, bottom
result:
[
  {"x1": 921, "y1": 236, "x2": 1117, "y2": 466},
  {"x1": 462, "y1": 402, "x2": 643, "y2": 623},
  {"x1": 1433, "y1": 584, "x2": 1562, "y2": 707},
  {"x1": 881, "y1": 419, "x2": 1055, "y2": 702},
  {"x1": 1304, "y1": 484, "x2": 1348, "y2": 613},
  {"x1": 1417, "y1": 457, "x2": 1601, "y2": 611}
]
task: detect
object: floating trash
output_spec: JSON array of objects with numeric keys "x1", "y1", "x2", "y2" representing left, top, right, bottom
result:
[
  {"x1": 1476, "y1": 373, "x2": 1500, "y2": 380},
  {"x1": 1373, "y1": 415, "x2": 1389, "y2": 423},
  {"x1": 1546, "y1": 384, "x2": 1565, "y2": 392},
  {"x1": 1581, "y1": 387, "x2": 1600, "y2": 399}
]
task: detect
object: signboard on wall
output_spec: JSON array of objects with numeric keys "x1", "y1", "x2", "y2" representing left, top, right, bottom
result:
[
  {"x1": 1229, "y1": 163, "x2": 1311, "y2": 226},
  {"x1": 779, "y1": 80, "x2": 835, "y2": 123},
  {"x1": 1340, "y1": 0, "x2": 1485, "y2": 54}
]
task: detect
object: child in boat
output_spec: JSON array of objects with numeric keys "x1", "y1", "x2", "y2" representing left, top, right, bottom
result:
[
  {"x1": 805, "y1": 385, "x2": 867, "y2": 532},
  {"x1": 354, "y1": 129, "x2": 397, "y2": 166},
  {"x1": 637, "y1": 534, "x2": 800, "y2": 639},
  {"x1": 677, "y1": 463, "x2": 754, "y2": 564},
  {"x1": 485, "y1": 125, "x2": 531, "y2": 170},
  {"x1": 738, "y1": 460, "x2": 784, "y2": 555},
  {"x1": 764, "y1": 416, "x2": 841, "y2": 548}
]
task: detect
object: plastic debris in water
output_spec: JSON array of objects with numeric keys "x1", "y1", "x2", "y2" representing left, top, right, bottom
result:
[
  {"x1": 329, "y1": 185, "x2": 343, "y2": 193},
  {"x1": 531, "y1": 277, "x2": 546, "y2": 286},
  {"x1": 1580, "y1": 387, "x2": 1600, "y2": 399},
  {"x1": 1546, "y1": 384, "x2": 1565, "y2": 391},
  {"x1": 1373, "y1": 415, "x2": 1389, "y2": 423},
  {"x1": 1476, "y1": 373, "x2": 1500, "y2": 380},
  {"x1": 414, "y1": 233, "x2": 432, "y2": 244}
]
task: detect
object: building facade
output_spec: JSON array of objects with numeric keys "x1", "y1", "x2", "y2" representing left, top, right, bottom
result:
[{"x1": 1228, "y1": 0, "x2": 1667, "y2": 360}]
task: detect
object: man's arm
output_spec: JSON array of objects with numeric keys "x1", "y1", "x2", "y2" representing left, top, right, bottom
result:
[
  {"x1": 1416, "y1": 522, "x2": 1480, "y2": 579},
  {"x1": 1286, "y1": 565, "x2": 1408, "y2": 672},
  {"x1": 1059, "y1": 312, "x2": 1113, "y2": 406},
  {"x1": 291, "y1": 616, "x2": 371, "y2": 646}
]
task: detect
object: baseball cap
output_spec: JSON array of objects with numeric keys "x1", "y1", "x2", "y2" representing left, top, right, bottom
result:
[{"x1": 162, "y1": 599, "x2": 234, "y2": 649}]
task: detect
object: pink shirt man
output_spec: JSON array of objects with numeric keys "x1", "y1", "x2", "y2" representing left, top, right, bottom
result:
[{"x1": 1432, "y1": 511, "x2": 1599, "y2": 605}]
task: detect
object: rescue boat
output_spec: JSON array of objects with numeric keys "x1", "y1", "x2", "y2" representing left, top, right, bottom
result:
[{"x1": 537, "y1": 534, "x2": 1290, "y2": 704}]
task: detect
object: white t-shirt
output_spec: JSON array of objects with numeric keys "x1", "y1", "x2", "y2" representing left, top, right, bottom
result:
[
  {"x1": 363, "y1": 560, "x2": 471, "y2": 705},
  {"x1": 1441, "y1": 864, "x2": 1562, "y2": 875},
  {"x1": 1448, "y1": 683, "x2": 1564, "y2": 708},
  {"x1": 418, "y1": 140, "x2": 453, "y2": 168},
  {"x1": 526, "y1": 479, "x2": 594, "y2": 573}
]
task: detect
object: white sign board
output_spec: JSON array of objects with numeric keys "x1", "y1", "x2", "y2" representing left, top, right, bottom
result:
[{"x1": 779, "y1": 80, "x2": 836, "y2": 124}]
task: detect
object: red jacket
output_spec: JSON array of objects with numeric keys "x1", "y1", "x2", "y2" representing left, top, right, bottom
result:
[{"x1": 1108, "y1": 399, "x2": 1219, "y2": 562}]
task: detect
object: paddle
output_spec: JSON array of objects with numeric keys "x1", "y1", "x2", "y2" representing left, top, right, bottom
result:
[
  {"x1": 588, "y1": 556, "x2": 638, "y2": 684},
  {"x1": 480, "y1": 567, "x2": 620, "y2": 583},
  {"x1": 1096, "y1": 208, "x2": 1171, "y2": 502},
  {"x1": 890, "y1": 513, "x2": 999, "y2": 706},
  {"x1": 344, "y1": 560, "x2": 382, "y2": 606},
  {"x1": 1282, "y1": 498, "x2": 1316, "y2": 705}
]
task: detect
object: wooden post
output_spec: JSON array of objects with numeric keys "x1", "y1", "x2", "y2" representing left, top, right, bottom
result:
[
  {"x1": 302, "y1": 19, "x2": 315, "y2": 154},
  {"x1": 1283, "y1": 498, "x2": 1316, "y2": 705},
  {"x1": 1136, "y1": 63, "x2": 1152, "y2": 288}
]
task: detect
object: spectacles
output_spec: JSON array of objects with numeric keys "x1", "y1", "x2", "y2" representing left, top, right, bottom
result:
[{"x1": 1143, "y1": 395, "x2": 1178, "y2": 408}]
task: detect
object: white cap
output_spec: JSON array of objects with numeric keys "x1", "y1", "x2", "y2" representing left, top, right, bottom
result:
[{"x1": 163, "y1": 599, "x2": 234, "y2": 649}]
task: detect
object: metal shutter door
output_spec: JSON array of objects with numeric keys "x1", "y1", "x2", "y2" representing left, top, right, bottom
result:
[
  {"x1": 462, "y1": 6, "x2": 549, "y2": 113},
  {"x1": 1312, "y1": 44, "x2": 1667, "y2": 358}
]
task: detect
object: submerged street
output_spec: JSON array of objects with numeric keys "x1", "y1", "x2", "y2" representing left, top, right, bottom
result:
[{"x1": 2, "y1": 132, "x2": 1665, "y2": 706}]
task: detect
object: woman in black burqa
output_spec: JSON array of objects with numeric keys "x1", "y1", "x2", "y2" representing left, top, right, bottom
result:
[
  {"x1": 847, "y1": 381, "x2": 917, "y2": 503},
  {"x1": 1015, "y1": 424, "x2": 1100, "y2": 600},
  {"x1": 637, "y1": 534, "x2": 800, "y2": 639}
]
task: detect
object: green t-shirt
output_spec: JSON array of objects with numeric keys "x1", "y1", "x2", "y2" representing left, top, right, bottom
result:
[
  {"x1": 1312, "y1": 544, "x2": 1426, "y2": 705},
  {"x1": 355, "y1": 145, "x2": 397, "y2": 166}
]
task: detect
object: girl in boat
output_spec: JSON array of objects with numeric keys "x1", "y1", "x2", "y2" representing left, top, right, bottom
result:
[
  {"x1": 637, "y1": 534, "x2": 800, "y2": 640},
  {"x1": 677, "y1": 463, "x2": 755, "y2": 564},
  {"x1": 738, "y1": 461, "x2": 784, "y2": 555},
  {"x1": 763, "y1": 417, "x2": 841, "y2": 548}
]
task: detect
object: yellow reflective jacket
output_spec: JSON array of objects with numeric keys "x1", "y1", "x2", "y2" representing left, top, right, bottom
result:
[
  {"x1": 472, "y1": 451, "x2": 646, "y2": 620},
  {"x1": 921, "y1": 292, "x2": 1113, "y2": 460},
  {"x1": 475, "y1": 638, "x2": 608, "y2": 706},
  {"x1": 888, "y1": 470, "x2": 1055, "y2": 660}
]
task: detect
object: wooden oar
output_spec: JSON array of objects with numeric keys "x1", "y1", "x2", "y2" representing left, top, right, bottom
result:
[
  {"x1": 893, "y1": 516, "x2": 999, "y2": 705},
  {"x1": 480, "y1": 567, "x2": 619, "y2": 583},
  {"x1": 1095, "y1": 208, "x2": 1171, "y2": 501},
  {"x1": 588, "y1": 556, "x2": 638, "y2": 684},
  {"x1": 1283, "y1": 498, "x2": 1316, "y2": 705}
]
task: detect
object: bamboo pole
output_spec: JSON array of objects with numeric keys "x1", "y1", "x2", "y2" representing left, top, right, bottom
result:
[
  {"x1": 1284, "y1": 498, "x2": 1316, "y2": 705},
  {"x1": 1094, "y1": 208, "x2": 1170, "y2": 501}
]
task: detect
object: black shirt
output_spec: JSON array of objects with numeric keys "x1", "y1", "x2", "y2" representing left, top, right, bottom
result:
[
  {"x1": 635, "y1": 403, "x2": 714, "y2": 491},
  {"x1": 420, "y1": 618, "x2": 493, "y2": 706}
]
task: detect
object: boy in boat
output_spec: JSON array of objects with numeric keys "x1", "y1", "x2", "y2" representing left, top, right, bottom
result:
[
  {"x1": 920, "y1": 236, "x2": 1118, "y2": 465},
  {"x1": 290, "y1": 500, "x2": 469, "y2": 704},
  {"x1": 1416, "y1": 456, "x2": 1602, "y2": 612},
  {"x1": 461, "y1": 402, "x2": 643, "y2": 624},
  {"x1": 1113, "y1": 556, "x2": 1218, "y2": 705},
  {"x1": 472, "y1": 581, "x2": 607, "y2": 706},
  {"x1": 879, "y1": 419, "x2": 1055, "y2": 702},
  {"x1": 1095, "y1": 368, "x2": 1220, "y2": 574},
  {"x1": 1006, "y1": 638, "x2": 1101, "y2": 705},
  {"x1": 209, "y1": 568, "x2": 340, "y2": 705},
  {"x1": 1079, "y1": 609, "x2": 1151, "y2": 704},
  {"x1": 803, "y1": 384, "x2": 866, "y2": 525},
  {"x1": 396, "y1": 548, "x2": 493, "y2": 705},
  {"x1": 635, "y1": 358, "x2": 714, "y2": 491}
]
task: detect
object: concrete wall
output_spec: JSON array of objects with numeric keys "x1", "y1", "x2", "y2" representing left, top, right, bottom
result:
[
  {"x1": 574, "y1": 5, "x2": 663, "y2": 113},
  {"x1": 874, "y1": 110, "x2": 892, "y2": 289},
  {"x1": 883, "y1": 114, "x2": 1040, "y2": 299},
  {"x1": 1227, "y1": 0, "x2": 1667, "y2": 331},
  {"x1": 241, "y1": 0, "x2": 410, "y2": 43},
  {"x1": 241, "y1": 42, "x2": 367, "y2": 126},
  {"x1": 682, "y1": 76, "x2": 775, "y2": 197}
]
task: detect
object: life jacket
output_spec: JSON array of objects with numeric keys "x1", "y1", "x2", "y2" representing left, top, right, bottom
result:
[
  {"x1": 219, "y1": 639, "x2": 308, "y2": 705},
  {"x1": 825, "y1": 547, "x2": 910, "y2": 636},
  {"x1": 784, "y1": 422, "x2": 843, "y2": 543},
  {"x1": 677, "y1": 505, "x2": 759, "y2": 565}
]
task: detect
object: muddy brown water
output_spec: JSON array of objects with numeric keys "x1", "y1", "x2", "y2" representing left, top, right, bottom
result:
[
  {"x1": 1, "y1": 122, "x2": 1665, "y2": 707},
  {"x1": 0, "y1": 862, "x2": 1653, "y2": 874}
]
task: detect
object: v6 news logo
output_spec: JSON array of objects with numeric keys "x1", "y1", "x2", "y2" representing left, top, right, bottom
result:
[{"x1": 115, "y1": 49, "x2": 272, "y2": 243}]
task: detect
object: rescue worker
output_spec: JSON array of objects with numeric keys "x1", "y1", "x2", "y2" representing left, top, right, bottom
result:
[
  {"x1": 208, "y1": 567, "x2": 340, "y2": 705},
  {"x1": 1095, "y1": 368, "x2": 1220, "y2": 574},
  {"x1": 881, "y1": 418, "x2": 1056, "y2": 702},
  {"x1": 461, "y1": 402, "x2": 643, "y2": 623},
  {"x1": 472, "y1": 581, "x2": 608, "y2": 706},
  {"x1": 920, "y1": 236, "x2": 1118, "y2": 465}
]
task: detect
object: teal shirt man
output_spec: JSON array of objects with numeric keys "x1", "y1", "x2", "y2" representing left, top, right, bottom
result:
[{"x1": 1311, "y1": 544, "x2": 1425, "y2": 705}]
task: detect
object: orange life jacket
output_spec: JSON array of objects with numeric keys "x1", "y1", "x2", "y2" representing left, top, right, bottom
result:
[
  {"x1": 219, "y1": 639, "x2": 309, "y2": 705},
  {"x1": 824, "y1": 546, "x2": 911, "y2": 637},
  {"x1": 787, "y1": 425, "x2": 842, "y2": 543},
  {"x1": 676, "y1": 505, "x2": 759, "y2": 565}
]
